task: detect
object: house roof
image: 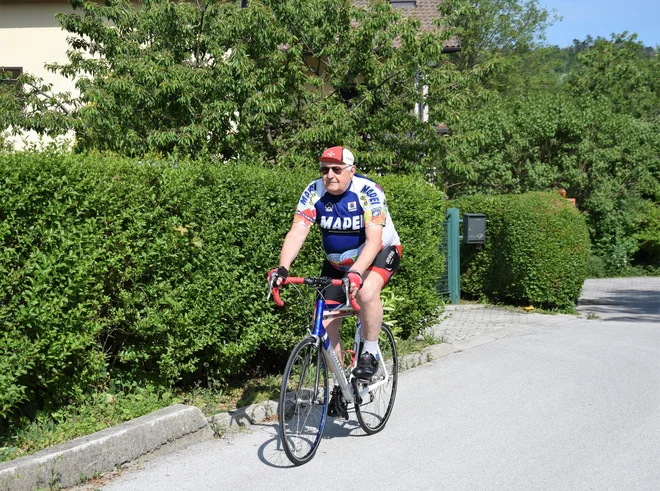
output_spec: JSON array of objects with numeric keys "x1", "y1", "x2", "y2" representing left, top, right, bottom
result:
[{"x1": 353, "y1": 0, "x2": 461, "y2": 52}]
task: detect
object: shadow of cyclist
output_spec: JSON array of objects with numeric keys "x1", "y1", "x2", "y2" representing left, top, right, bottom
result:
[{"x1": 256, "y1": 416, "x2": 372, "y2": 468}]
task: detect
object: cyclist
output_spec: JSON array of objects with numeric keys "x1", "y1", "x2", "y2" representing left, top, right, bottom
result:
[{"x1": 269, "y1": 146, "x2": 401, "y2": 414}]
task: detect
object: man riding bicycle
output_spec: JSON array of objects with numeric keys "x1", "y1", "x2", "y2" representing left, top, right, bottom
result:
[{"x1": 270, "y1": 146, "x2": 402, "y2": 414}]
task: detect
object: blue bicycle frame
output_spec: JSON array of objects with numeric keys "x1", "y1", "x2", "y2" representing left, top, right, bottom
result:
[{"x1": 311, "y1": 298, "x2": 363, "y2": 406}]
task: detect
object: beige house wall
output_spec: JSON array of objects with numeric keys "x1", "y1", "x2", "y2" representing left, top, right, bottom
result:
[
  {"x1": 0, "y1": 1, "x2": 77, "y2": 95},
  {"x1": 1, "y1": 1, "x2": 76, "y2": 148}
]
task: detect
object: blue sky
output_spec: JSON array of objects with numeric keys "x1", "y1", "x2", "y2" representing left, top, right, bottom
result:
[{"x1": 539, "y1": 0, "x2": 660, "y2": 48}]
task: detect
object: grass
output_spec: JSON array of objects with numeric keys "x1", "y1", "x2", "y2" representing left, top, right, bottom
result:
[
  {"x1": 0, "y1": 387, "x2": 175, "y2": 464},
  {"x1": 0, "y1": 373, "x2": 286, "y2": 464},
  {"x1": 396, "y1": 326, "x2": 441, "y2": 358},
  {"x1": 177, "y1": 374, "x2": 282, "y2": 418},
  {"x1": 490, "y1": 303, "x2": 577, "y2": 315}
]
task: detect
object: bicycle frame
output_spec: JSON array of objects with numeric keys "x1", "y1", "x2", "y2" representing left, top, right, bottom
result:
[{"x1": 311, "y1": 298, "x2": 391, "y2": 406}]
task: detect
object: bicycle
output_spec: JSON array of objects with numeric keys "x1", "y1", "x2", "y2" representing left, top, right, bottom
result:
[{"x1": 269, "y1": 275, "x2": 398, "y2": 466}]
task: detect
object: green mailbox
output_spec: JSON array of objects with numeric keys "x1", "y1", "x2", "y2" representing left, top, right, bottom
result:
[{"x1": 463, "y1": 213, "x2": 487, "y2": 244}]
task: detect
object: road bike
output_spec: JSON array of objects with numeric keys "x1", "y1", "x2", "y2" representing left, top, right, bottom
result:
[{"x1": 269, "y1": 276, "x2": 398, "y2": 466}]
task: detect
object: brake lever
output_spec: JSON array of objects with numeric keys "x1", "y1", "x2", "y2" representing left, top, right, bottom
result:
[
  {"x1": 342, "y1": 277, "x2": 352, "y2": 304},
  {"x1": 266, "y1": 274, "x2": 277, "y2": 301}
]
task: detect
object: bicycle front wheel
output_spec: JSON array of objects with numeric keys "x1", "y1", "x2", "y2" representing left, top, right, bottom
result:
[
  {"x1": 278, "y1": 336, "x2": 329, "y2": 466},
  {"x1": 354, "y1": 323, "x2": 398, "y2": 434}
]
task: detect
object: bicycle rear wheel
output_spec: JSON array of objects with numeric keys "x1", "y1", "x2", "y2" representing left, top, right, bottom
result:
[
  {"x1": 354, "y1": 324, "x2": 398, "y2": 434},
  {"x1": 278, "y1": 336, "x2": 329, "y2": 466}
]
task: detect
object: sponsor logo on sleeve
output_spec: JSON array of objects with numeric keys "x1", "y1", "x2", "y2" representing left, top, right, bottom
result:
[
  {"x1": 299, "y1": 183, "x2": 317, "y2": 206},
  {"x1": 360, "y1": 185, "x2": 381, "y2": 206}
]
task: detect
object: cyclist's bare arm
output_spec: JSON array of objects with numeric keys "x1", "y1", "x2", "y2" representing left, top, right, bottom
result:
[{"x1": 279, "y1": 222, "x2": 310, "y2": 270}]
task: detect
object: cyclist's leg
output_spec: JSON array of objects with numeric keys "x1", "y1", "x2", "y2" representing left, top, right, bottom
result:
[
  {"x1": 324, "y1": 317, "x2": 343, "y2": 363},
  {"x1": 356, "y1": 245, "x2": 402, "y2": 346},
  {"x1": 353, "y1": 246, "x2": 401, "y2": 430},
  {"x1": 319, "y1": 260, "x2": 346, "y2": 363},
  {"x1": 356, "y1": 271, "x2": 385, "y2": 344}
]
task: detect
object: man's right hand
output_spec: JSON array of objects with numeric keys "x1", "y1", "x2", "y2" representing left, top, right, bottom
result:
[{"x1": 268, "y1": 266, "x2": 289, "y2": 286}]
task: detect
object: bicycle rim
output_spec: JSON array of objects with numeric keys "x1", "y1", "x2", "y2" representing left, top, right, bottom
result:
[
  {"x1": 355, "y1": 324, "x2": 398, "y2": 434},
  {"x1": 278, "y1": 336, "x2": 328, "y2": 465}
]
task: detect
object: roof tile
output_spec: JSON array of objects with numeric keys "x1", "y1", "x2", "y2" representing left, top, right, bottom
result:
[{"x1": 353, "y1": 0, "x2": 460, "y2": 51}]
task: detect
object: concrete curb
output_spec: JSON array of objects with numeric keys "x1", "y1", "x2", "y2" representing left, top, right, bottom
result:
[
  {"x1": 0, "y1": 404, "x2": 210, "y2": 491},
  {"x1": 208, "y1": 400, "x2": 279, "y2": 437},
  {"x1": 0, "y1": 329, "x2": 509, "y2": 491}
]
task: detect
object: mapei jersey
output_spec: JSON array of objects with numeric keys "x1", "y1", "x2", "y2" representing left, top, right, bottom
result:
[{"x1": 293, "y1": 175, "x2": 401, "y2": 271}]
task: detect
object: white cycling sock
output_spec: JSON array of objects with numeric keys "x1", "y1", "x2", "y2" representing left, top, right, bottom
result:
[{"x1": 362, "y1": 340, "x2": 379, "y2": 358}]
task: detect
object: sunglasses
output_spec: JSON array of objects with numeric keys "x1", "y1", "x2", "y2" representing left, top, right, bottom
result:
[{"x1": 320, "y1": 165, "x2": 351, "y2": 175}]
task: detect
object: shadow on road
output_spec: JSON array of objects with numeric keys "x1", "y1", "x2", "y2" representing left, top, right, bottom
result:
[
  {"x1": 256, "y1": 415, "x2": 368, "y2": 468},
  {"x1": 579, "y1": 287, "x2": 660, "y2": 322}
]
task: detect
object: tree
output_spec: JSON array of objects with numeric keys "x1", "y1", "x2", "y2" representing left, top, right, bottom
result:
[
  {"x1": 566, "y1": 33, "x2": 660, "y2": 121},
  {"x1": 1, "y1": 0, "x2": 478, "y2": 172},
  {"x1": 436, "y1": 0, "x2": 559, "y2": 71}
]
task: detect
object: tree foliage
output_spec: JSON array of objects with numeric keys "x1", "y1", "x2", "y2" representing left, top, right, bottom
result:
[
  {"x1": 0, "y1": 0, "x2": 479, "y2": 173},
  {"x1": 441, "y1": 32, "x2": 659, "y2": 272},
  {"x1": 437, "y1": 0, "x2": 559, "y2": 71}
]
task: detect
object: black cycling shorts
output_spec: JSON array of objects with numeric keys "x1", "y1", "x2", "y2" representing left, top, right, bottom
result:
[{"x1": 319, "y1": 245, "x2": 402, "y2": 305}]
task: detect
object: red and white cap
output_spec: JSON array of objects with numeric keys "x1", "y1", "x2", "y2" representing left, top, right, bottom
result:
[{"x1": 319, "y1": 146, "x2": 355, "y2": 167}]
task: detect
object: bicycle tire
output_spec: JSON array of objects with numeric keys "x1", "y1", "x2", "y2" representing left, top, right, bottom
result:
[
  {"x1": 354, "y1": 323, "x2": 398, "y2": 434},
  {"x1": 278, "y1": 336, "x2": 329, "y2": 466}
]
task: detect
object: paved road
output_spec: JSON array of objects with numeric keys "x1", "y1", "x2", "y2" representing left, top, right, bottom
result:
[{"x1": 99, "y1": 278, "x2": 660, "y2": 491}]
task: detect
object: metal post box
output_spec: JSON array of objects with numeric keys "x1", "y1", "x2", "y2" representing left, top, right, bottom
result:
[{"x1": 463, "y1": 213, "x2": 487, "y2": 244}]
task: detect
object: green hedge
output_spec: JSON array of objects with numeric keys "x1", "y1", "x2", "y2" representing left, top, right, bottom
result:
[
  {"x1": 449, "y1": 192, "x2": 590, "y2": 310},
  {"x1": 0, "y1": 152, "x2": 444, "y2": 422},
  {"x1": 378, "y1": 175, "x2": 446, "y2": 334}
]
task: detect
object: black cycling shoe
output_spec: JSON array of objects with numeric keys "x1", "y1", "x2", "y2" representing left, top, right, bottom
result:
[
  {"x1": 352, "y1": 351, "x2": 379, "y2": 381},
  {"x1": 327, "y1": 386, "x2": 349, "y2": 420}
]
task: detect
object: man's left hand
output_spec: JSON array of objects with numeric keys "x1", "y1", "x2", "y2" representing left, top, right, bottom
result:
[{"x1": 346, "y1": 270, "x2": 362, "y2": 296}]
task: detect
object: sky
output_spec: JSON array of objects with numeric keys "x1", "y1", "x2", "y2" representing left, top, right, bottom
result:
[{"x1": 539, "y1": 0, "x2": 660, "y2": 48}]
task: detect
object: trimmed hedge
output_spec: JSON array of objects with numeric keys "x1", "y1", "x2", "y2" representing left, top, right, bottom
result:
[
  {"x1": 449, "y1": 192, "x2": 590, "y2": 309},
  {"x1": 0, "y1": 152, "x2": 444, "y2": 422}
]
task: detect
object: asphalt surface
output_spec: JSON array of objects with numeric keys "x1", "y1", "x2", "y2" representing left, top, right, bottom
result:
[{"x1": 92, "y1": 277, "x2": 660, "y2": 491}]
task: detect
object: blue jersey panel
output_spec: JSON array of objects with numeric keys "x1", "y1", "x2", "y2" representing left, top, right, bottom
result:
[{"x1": 315, "y1": 191, "x2": 365, "y2": 254}]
